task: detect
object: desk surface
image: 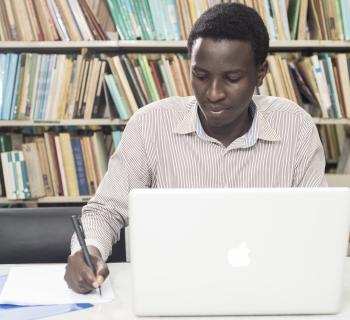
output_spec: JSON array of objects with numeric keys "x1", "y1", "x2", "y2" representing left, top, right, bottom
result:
[{"x1": 1, "y1": 260, "x2": 350, "y2": 320}]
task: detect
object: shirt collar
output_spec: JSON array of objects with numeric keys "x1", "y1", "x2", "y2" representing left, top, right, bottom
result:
[{"x1": 173, "y1": 97, "x2": 281, "y2": 148}]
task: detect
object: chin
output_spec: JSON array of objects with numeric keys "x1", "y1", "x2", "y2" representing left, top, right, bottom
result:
[{"x1": 205, "y1": 117, "x2": 230, "y2": 128}]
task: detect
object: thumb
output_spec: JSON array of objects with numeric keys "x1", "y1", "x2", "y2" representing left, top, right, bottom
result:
[{"x1": 94, "y1": 259, "x2": 109, "y2": 287}]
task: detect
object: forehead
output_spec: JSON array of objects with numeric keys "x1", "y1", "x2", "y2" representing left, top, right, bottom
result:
[{"x1": 191, "y1": 38, "x2": 255, "y2": 70}]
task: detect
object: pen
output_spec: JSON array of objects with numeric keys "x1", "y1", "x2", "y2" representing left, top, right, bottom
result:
[{"x1": 71, "y1": 215, "x2": 102, "y2": 296}]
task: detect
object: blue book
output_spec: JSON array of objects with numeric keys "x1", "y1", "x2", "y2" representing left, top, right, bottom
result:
[
  {"x1": 71, "y1": 137, "x2": 90, "y2": 196},
  {"x1": 112, "y1": 130, "x2": 123, "y2": 148},
  {"x1": 7, "y1": 152, "x2": 19, "y2": 200},
  {"x1": 9, "y1": 54, "x2": 24, "y2": 120},
  {"x1": 1, "y1": 54, "x2": 10, "y2": 119},
  {"x1": 0, "y1": 275, "x2": 92, "y2": 320},
  {"x1": 148, "y1": 0, "x2": 166, "y2": 40},
  {"x1": 38, "y1": 55, "x2": 52, "y2": 120},
  {"x1": 0, "y1": 54, "x2": 7, "y2": 117},
  {"x1": 33, "y1": 54, "x2": 47, "y2": 120},
  {"x1": 105, "y1": 74, "x2": 130, "y2": 120},
  {"x1": 14, "y1": 151, "x2": 31, "y2": 200},
  {"x1": 2, "y1": 54, "x2": 19, "y2": 120},
  {"x1": 167, "y1": 0, "x2": 181, "y2": 40},
  {"x1": 340, "y1": 0, "x2": 350, "y2": 40},
  {"x1": 322, "y1": 54, "x2": 342, "y2": 118},
  {"x1": 31, "y1": 55, "x2": 43, "y2": 121}
]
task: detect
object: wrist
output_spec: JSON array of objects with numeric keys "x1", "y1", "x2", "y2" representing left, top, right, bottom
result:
[{"x1": 87, "y1": 245, "x2": 102, "y2": 258}]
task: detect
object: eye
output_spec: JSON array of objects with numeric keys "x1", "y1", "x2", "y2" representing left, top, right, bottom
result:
[
  {"x1": 226, "y1": 76, "x2": 241, "y2": 83},
  {"x1": 192, "y1": 70, "x2": 207, "y2": 80}
]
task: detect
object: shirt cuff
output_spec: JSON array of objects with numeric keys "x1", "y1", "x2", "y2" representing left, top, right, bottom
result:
[{"x1": 70, "y1": 235, "x2": 110, "y2": 262}]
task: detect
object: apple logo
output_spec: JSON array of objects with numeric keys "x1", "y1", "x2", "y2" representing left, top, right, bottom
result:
[{"x1": 227, "y1": 242, "x2": 251, "y2": 267}]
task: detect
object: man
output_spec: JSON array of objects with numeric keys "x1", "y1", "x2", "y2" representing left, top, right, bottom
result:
[{"x1": 65, "y1": 3, "x2": 327, "y2": 293}]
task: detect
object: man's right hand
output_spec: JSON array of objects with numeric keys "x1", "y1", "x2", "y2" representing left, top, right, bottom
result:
[{"x1": 64, "y1": 246, "x2": 109, "y2": 294}]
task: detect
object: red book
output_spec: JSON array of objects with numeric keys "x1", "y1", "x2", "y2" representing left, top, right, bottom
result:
[
  {"x1": 150, "y1": 61, "x2": 165, "y2": 99},
  {"x1": 78, "y1": 0, "x2": 107, "y2": 40}
]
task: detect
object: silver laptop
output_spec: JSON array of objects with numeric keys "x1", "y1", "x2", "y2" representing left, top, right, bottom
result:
[{"x1": 129, "y1": 188, "x2": 350, "y2": 316}]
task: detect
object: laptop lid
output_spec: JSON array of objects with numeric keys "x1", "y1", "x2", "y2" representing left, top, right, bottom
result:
[{"x1": 129, "y1": 188, "x2": 350, "y2": 316}]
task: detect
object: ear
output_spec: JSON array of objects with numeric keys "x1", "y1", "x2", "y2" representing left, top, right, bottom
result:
[{"x1": 256, "y1": 61, "x2": 268, "y2": 87}]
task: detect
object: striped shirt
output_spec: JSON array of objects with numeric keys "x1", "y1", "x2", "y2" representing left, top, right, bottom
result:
[{"x1": 71, "y1": 95, "x2": 327, "y2": 260}]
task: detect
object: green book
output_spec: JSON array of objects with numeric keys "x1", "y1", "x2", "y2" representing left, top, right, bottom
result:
[
  {"x1": 116, "y1": 0, "x2": 137, "y2": 39},
  {"x1": 336, "y1": 0, "x2": 344, "y2": 40},
  {"x1": 287, "y1": 0, "x2": 301, "y2": 40},
  {"x1": 140, "y1": 0, "x2": 156, "y2": 40},
  {"x1": 138, "y1": 55, "x2": 160, "y2": 101},
  {"x1": 105, "y1": 0, "x2": 127, "y2": 39},
  {"x1": 105, "y1": 74, "x2": 131, "y2": 120},
  {"x1": 321, "y1": 54, "x2": 342, "y2": 118}
]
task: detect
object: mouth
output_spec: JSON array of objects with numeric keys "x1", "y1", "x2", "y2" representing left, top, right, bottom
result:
[{"x1": 206, "y1": 105, "x2": 227, "y2": 114}]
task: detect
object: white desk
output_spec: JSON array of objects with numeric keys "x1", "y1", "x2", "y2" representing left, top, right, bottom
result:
[{"x1": 1, "y1": 260, "x2": 350, "y2": 320}]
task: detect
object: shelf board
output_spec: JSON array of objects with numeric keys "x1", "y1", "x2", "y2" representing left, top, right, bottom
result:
[
  {"x1": 269, "y1": 40, "x2": 350, "y2": 51},
  {"x1": 0, "y1": 119, "x2": 127, "y2": 127},
  {"x1": 0, "y1": 196, "x2": 91, "y2": 204},
  {"x1": 0, "y1": 40, "x2": 188, "y2": 52},
  {"x1": 1, "y1": 40, "x2": 350, "y2": 52},
  {"x1": 0, "y1": 174, "x2": 348, "y2": 203},
  {"x1": 0, "y1": 118, "x2": 348, "y2": 127},
  {"x1": 313, "y1": 118, "x2": 350, "y2": 125},
  {"x1": 326, "y1": 174, "x2": 350, "y2": 187}
]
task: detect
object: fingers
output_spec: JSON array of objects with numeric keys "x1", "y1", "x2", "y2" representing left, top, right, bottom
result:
[
  {"x1": 65, "y1": 253, "x2": 95, "y2": 293},
  {"x1": 94, "y1": 259, "x2": 110, "y2": 288},
  {"x1": 64, "y1": 248, "x2": 108, "y2": 294}
]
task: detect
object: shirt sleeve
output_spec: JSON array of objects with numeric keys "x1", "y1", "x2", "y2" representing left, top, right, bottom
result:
[
  {"x1": 292, "y1": 114, "x2": 328, "y2": 187},
  {"x1": 71, "y1": 113, "x2": 152, "y2": 261}
]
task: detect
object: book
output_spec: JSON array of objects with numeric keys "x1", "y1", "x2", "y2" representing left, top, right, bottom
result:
[
  {"x1": 22, "y1": 143, "x2": 46, "y2": 198},
  {"x1": 71, "y1": 137, "x2": 90, "y2": 195},
  {"x1": 59, "y1": 132, "x2": 80, "y2": 196}
]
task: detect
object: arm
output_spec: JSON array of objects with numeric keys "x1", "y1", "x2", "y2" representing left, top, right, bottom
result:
[
  {"x1": 66, "y1": 113, "x2": 152, "y2": 292},
  {"x1": 292, "y1": 114, "x2": 327, "y2": 187}
]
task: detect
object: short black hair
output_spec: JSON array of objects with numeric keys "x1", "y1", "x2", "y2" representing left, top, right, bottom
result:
[{"x1": 187, "y1": 3, "x2": 269, "y2": 66}]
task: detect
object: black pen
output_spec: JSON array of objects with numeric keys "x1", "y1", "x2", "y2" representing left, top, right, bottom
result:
[{"x1": 71, "y1": 215, "x2": 102, "y2": 296}]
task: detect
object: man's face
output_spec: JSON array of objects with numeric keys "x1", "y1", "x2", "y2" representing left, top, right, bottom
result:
[{"x1": 190, "y1": 38, "x2": 267, "y2": 129}]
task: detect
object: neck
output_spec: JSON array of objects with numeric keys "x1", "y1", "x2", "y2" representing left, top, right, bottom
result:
[{"x1": 199, "y1": 109, "x2": 252, "y2": 147}]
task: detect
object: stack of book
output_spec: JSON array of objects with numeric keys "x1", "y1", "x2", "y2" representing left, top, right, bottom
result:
[
  {"x1": 0, "y1": 130, "x2": 123, "y2": 199},
  {"x1": 105, "y1": 53, "x2": 191, "y2": 119},
  {"x1": 259, "y1": 53, "x2": 350, "y2": 119},
  {"x1": 0, "y1": 0, "x2": 115, "y2": 41},
  {"x1": 244, "y1": 0, "x2": 350, "y2": 41},
  {"x1": 2, "y1": 0, "x2": 350, "y2": 42},
  {"x1": 0, "y1": 53, "x2": 109, "y2": 121},
  {"x1": 0, "y1": 52, "x2": 190, "y2": 121}
]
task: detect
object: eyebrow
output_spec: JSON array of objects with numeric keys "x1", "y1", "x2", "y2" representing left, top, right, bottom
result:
[{"x1": 192, "y1": 65, "x2": 244, "y2": 74}]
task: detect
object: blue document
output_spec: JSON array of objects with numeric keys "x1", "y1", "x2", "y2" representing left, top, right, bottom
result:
[{"x1": 0, "y1": 275, "x2": 93, "y2": 320}]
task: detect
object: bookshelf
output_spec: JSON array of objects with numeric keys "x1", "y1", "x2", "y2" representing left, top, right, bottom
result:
[
  {"x1": 0, "y1": 173, "x2": 348, "y2": 205},
  {"x1": 4, "y1": 40, "x2": 350, "y2": 52},
  {"x1": 0, "y1": 117, "x2": 348, "y2": 127},
  {"x1": 0, "y1": 196, "x2": 91, "y2": 204},
  {"x1": 0, "y1": 119, "x2": 127, "y2": 127},
  {"x1": 1, "y1": 0, "x2": 350, "y2": 204}
]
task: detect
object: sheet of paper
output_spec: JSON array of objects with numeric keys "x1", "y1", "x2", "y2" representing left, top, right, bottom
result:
[{"x1": 0, "y1": 265, "x2": 114, "y2": 305}]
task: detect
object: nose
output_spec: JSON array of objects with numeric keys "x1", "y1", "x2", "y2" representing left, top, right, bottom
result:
[{"x1": 206, "y1": 78, "x2": 225, "y2": 102}]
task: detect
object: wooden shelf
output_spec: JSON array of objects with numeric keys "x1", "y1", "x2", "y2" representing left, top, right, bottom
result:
[
  {"x1": 269, "y1": 40, "x2": 350, "y2": 51},
  {"x1": 0, "y1": 118, "x2": 348, "y2": 127},
  {"x1": 0, "y1": 119, "x2": 127, "y2": 127},
  {"x1": 326, "y1": 174, "x2": 350, "y2": 187},
  {"x1": 0, "y1": 40, "x2": 188, "y2": 53},
  {"x1": 1, "y1": 40, "x2": 350, "y2": 52},
  {"x1": 0, "y1": 196, "x2": 91, "y2": 204},
  {"x1": 0, "y1": 174, "x2": 348, "y2": 203},
  {"x1": 313, "y1": 118, "x2": 350, "y2": 125}
]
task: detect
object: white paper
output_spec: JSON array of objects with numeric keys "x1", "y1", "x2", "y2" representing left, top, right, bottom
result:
[{"x1": 0, "y1": 265, "x2": 114, "y2": 305}]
